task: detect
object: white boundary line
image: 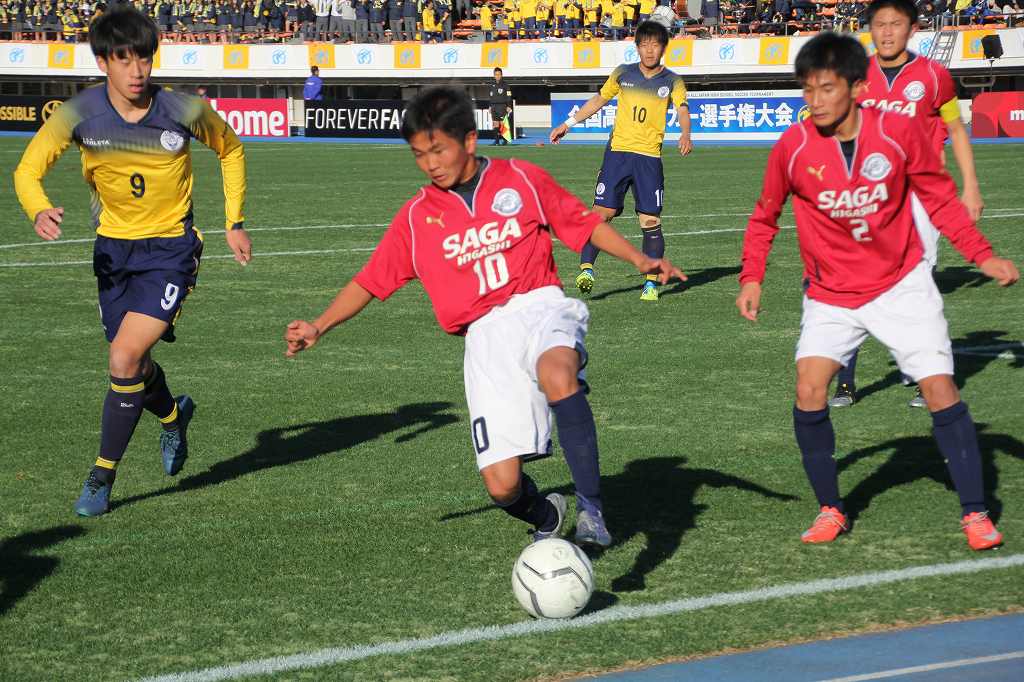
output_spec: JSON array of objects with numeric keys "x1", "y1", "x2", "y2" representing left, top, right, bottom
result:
[
  {"x1": 2, "y1": 209, "x2": 1019, "y2": 253},
  {"x1": 0, "y1": 227, "x2": 796, "y2": 269},
  {"x1": 136, "y1": 554, "x2": 1024, "y2": 682},
  {"x1": 817, "y1": 650, "x2": 1024, "y2": 682}
]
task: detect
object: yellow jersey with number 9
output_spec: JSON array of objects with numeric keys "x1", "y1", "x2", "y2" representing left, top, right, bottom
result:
[
  {"x1": 15, "y1": 84, "x2": 246, "y2": 240},
  {"x1": 599, "y1": 62, "x2": 687, "y2": 158}
]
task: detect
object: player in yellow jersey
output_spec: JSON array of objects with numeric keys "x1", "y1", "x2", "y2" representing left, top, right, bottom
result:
[
  {"x1": 479, "y1": 1, "x2": 493, "y2": 41},
  {"x1": 13, "y1": 6, "x2": 251, "y2": 516},
  {"x1": 550, "y1": 20, "x2": 691, "y2": 300}
]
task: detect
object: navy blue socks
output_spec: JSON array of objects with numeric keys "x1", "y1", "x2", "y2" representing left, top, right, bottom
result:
[
  {"x1": 550, "y1": 389, "x2": 602, "y2": 515},
  {"x1": 932, "y1": 401, "x2": 986, "y2": 515},
  {"x1": 794, "y1": 406, "x2": 842, "y2": 511},
  {"x1": 496, "y1": 473, "x2": 557, "y2": 531}
]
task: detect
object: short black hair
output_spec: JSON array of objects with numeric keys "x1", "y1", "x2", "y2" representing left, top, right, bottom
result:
[
  {"x1": 634, "y1": 20, "x2": 669, "y2": 48},
  {"x1": 865, "y1": 0, "x2": 918, "y2": 26},
  {"x1": 311, "y1": 65, "x2": 319, "y2": 74},
  {"x1": 794, "y1": 32, "x2": 868, "y2": 87},
  {"x1": 89, "y1": 5, "x2": 159, "y2": 60},
  {"x1": 493, "y1": 67, "x2": 503, "y2": 74},
  {"x1": 401, "y1": 86, "x2": 477, "y2": 143}
]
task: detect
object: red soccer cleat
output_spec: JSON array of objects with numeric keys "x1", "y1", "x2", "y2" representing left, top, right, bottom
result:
[
  {"x1": 801, "y1": 506, "x2": 848, "y2": 544},
  {"x1": 961, "y1": 512, "x2": 1003, "y2": 551}
]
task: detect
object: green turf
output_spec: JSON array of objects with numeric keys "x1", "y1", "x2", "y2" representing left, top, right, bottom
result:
[{"x1": 0, "y1": 138, "x2": 1022, "y2": 681}]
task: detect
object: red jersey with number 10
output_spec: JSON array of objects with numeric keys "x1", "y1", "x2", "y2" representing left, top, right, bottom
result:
[
  {"x1": 859, "y1": 53, "x2": 958, "y2": 154},
  {"x1": 740, "y1": 107, "x2": 992, "y2": 308},
  {"x1": 355, "y1": 158, "x2": 602, "y2": 335}
]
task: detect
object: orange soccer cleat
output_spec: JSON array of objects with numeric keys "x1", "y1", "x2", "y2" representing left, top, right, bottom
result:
[
  {"x1": 801, "y1": 506, "x2": 848, "y2": 544},
  {"x1": 961, "y1": 512, "x2": 1003, "y2": 551}
]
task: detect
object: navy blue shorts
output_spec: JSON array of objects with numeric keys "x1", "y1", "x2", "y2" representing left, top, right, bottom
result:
[
  {"x1": 93, "y1": 229, "x2": 203, "y2": 343},
  {"x1": 594, "y1": 148, "x2": 665, "y2": 217}
]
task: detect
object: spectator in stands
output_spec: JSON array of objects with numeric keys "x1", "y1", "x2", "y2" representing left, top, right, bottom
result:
[
  {"x1": 435, "y1": 0, "x2": 451, "y2": 37},
  {"x1": 387, "y1": 0, "x2": 402, "y2": 41},
  {"x1": 285, "y1": 0, "x2": 298, "y2": 33},
  {"x1": 156, "y1": 0, "x2": 171, "y2": 28},
  {"x1": 338, "y1": 0, "x2": 355, "y2": 39},
  {"x1": 699, "y1": 0, "x2": 719, "y2": 31},
  {"x1": 608, "y1": 0, "x2": 623, "y2": 37},
  {"x1": 421, "y1": 0, "x2": 437, "y2": 39},
  {"x1": 242, "y1": 0, "x2": 259, "y2": 36},
  {"x1": 479, "y1": 0, "x2": 493, "y2": 39},
  {"x1": 298, "y1": 0, "x2": 316, "y2": 37},
  {"x1": 353, "y1": 0, "x2": 368, "y2": 39},
  {"x1": 453, "y1": 0, "x2": 468, "y2": 22},
  {"x1": 313, "y1": 0, "x2": 329, "y2": 38},
  {"x1": 215, "y1": 0, "x2": 231, "y2": 42},
  {"x1": 636, "y1": 0, "x2": 651, "y2": 24},
  {"x1": 328, "y1": 0, "x2": 343, "y2": 38},
  {"x1": 400, "y1": 0, "x2": 414, "y2": 39},
  {"x1": 368, "y1": 0, "x2": 384, "y2": 40},
  {"x1": 536, "y1": 0, "x2": 550, "y2": 35},
  {"x1": 8, "y1": 0, "x2": 25, "y2": 41},
  {"x1": 520, "y1": 0, "x2": 535, "y2": 36}
]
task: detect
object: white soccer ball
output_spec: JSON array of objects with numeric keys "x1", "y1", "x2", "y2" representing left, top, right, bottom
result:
[{"x1": 512, "y1": 538, "x2": 594, "y2": 619}]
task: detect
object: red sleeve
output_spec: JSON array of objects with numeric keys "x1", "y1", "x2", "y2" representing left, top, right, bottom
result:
[
  {"x1": 897, "y1": 116, "x2": 993, "y2": 266},
  {"x1": 353, "y1": 203, "x2": 417, "y2": 300},
  {"x1": 932, "y1": 62, "x2": 957, "y2": 111},
  {"x1": 740, "y1": 139, "x2": 791, "y2": 284},
  {"x1": 513, "y1": 159, "x2": 602, "y2": 253}
]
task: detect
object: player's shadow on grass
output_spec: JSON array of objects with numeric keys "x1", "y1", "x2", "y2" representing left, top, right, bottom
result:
[
  {"x1": 935, "y1": 266, "x2": 991, "y2": 295},
  {"x1": 587, "y1": 266, "x2": 741, "y2": 301},
  {"x1": 854, "y1": 330, "x2": 1022, "y2": 404},
  {"x1": 0, "y1": 525, "x2": 85, "y2": 617},
  {"x1": 111, "y1": 402, "x2": 458, "y2": 511},
  {"x1": 837, "y1": 424, "x2": 1024, "y2": 524},
  {"x1": 441, "y1": 456, "x2": 796, "y2": 595}
]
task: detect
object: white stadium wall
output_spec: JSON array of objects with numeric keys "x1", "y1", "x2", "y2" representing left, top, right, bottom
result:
[{"x1": 1, "y1": 29, "x2": 1023, "y2": 80}]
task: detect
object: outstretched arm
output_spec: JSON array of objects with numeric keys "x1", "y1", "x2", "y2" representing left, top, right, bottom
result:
[
  {"x1": 285, "y1": 280, "x2": 375, "y2": 357},
  {"x1": 589, "y1": 222, "x2": 686, "y2": 284},
  {"x1": 549, "y1": 93, "x2": 610, "y2": 144}
]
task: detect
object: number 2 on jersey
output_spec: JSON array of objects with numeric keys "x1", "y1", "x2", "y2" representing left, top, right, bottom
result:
[
  {"x1": 472, "y1": 253, "x2": 510, "y2": 295},
  {"x1": 850, "y1": 218, "x2": 871, "y2": 242}
]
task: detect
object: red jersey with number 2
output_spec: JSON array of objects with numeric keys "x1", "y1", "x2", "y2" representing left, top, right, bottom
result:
[
  {"x1": 355, "y1": 158, "x2": 602, "y2": 335},
  {"x1": 740, "y1": 107, "x2": 992, "y2": 308},
  {"x1": 859, "y1": 53, "x2": 957, "y2": 153}
]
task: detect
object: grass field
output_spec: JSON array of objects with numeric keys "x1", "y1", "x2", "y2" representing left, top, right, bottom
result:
[{"x1": 0, "y1": 137, "x2": 1022, "y2": 681}]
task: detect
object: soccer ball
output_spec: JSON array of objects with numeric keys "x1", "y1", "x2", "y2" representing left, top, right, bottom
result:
[{"x1": 512, "y1": 538, "x2": 594, "y2": 619}]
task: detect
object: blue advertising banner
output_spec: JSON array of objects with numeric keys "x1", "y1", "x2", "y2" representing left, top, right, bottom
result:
[{"x1": 551, "y1": 90, "x2": 809, "y2": 142}]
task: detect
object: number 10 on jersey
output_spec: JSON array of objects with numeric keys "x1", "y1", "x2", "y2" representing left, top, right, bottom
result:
[{"x1": 473, "y1": 253, "x2": 510, "y2": 294}]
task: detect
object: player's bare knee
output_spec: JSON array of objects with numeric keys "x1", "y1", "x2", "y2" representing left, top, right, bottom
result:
[
  {"x1": 108, "y1": 344, "x2": 146, "y2": 378},
  {"x1": 918, "y1": 375, "x2": 959, "y2": 411},
  {"x1": 483, "y1": 470, "x2": 521, "y2": 504},
  {"x1": 640, "y1": 217, "x2": 661, "y2": 230},
  {"x1": 795, "y1": 381, "x2": 828, "y2": 411},
  {"x1": 537, "y1": 360, "x2": 579, "y2": 402}
]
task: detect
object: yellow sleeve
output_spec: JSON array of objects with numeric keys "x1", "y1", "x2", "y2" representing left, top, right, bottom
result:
[
  {"x1": 939, "y1": 97, "x2": 960, "y2": 124},
  {"x1": 599, "y1": 66, "x2": 623, "y2": 100},
  {"x1": 190, "y1": 98, "x2": 247, "y2": 230},
  {"x1": 13, "y1": 103, "x2": 76, "y2": 223},
  {"x1": 671, "y1": 76, "x2": 688, "y2": 107}
]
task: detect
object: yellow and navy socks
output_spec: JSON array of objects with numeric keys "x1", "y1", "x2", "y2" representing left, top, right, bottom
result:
[
  {"x1": 91, "y1": 456, "x2": 119, "y2": 485},
  {"x1": 95, "y1": 374, "x2": 146, "y2": 480},
  {"x1": 580, "y1": 240, "x2": 600, "y2": 270},
  {"x1": 143, "y1": 362, "x2": 179, "y2": 431}
]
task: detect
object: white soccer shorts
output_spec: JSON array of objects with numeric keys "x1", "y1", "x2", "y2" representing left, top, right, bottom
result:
[
  {"x1": 795, "y1": 261, "x2": 954, "y2": 383},
  {"x1": 463, "y1": 285, "x2": 589, "y2": 471},
  {"x1": 911, "y1": 192, "x2": 941, "y2": 268}
]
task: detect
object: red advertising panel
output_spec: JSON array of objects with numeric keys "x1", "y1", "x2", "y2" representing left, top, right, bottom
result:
[
  {"x1": 971, "y1": 92, "x2": 1024, "y2": 138},
  {"x1": 208, "y1": 98, "x2": 290, "y2": 138}
]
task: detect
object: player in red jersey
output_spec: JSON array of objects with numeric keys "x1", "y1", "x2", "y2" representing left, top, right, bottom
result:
[
  {"x1": 285, "y1": 87, "x2": 685, "y2": 548},
  {"x1": 829, "y1": 0, "x2": 984, "y2": 408},
  {"x1": 736, "y1": 33, "x2": 1018, "y2": 550}
]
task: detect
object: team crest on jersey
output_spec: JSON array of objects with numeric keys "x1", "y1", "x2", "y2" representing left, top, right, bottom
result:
[
  {"x1": 902, "y1": 81, "x2": 926, "y2": 102},
  {"x1": 595, "y1": 182, "x2": 606, "y2": 196},
  {"x1": 657, "y1": 86, "x2": 670, "y2": 98},
  {"x1": 492, "y1": 188, "x2": 523, "y2": 217},
  {"x1": 160, "y1": 130, "x2": 185, "y2": 152},
  {"x1": 860, "y1": 153, "x2": 892, "y2": 182}
]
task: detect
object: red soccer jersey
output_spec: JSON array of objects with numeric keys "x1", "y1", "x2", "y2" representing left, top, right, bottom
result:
[
  {"x1": 859, "y1": 53, "x2": 958, "y2": 153},
  {"x1": 740, "y1": 107, "x2": 992, "y2": 308},
  {"x1": 355, "y1": 158, "x2": 602, "y2": 335}
]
